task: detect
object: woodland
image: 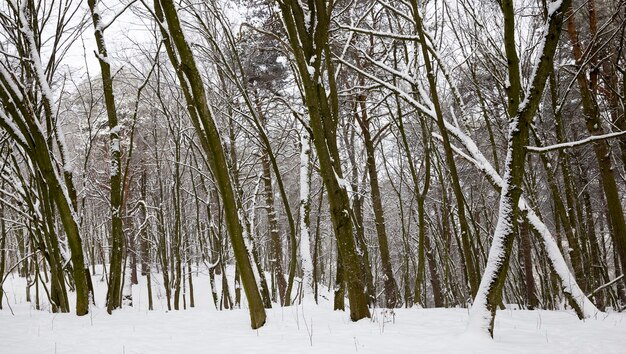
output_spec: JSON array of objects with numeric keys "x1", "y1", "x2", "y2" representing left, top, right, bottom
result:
[{"x1": 0, "y1": 0, "x2": 625, "y2": 350}]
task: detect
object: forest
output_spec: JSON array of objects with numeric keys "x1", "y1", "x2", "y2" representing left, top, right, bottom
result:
[{"x1": 0, "y1": 0, "x2": 625, "y2": 352}]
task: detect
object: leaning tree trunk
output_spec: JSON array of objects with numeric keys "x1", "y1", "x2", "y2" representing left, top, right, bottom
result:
[
  {"x1": 468, "y1": 0, "x2": 571, "y2": 337},
  {"x1": 411, "y1": 0, "x2": 478, "y2": 297},
  {"x1": 155, "y1": 0, "x2": 266, "y2": 328},
  {"x1": 0, "y1": 5, "x2": 90, "y2": 316}
]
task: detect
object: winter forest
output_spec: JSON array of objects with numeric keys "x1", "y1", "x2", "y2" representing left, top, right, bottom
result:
[{"x1": 0, "y1": 0, "x2": 625, "y2": 352}]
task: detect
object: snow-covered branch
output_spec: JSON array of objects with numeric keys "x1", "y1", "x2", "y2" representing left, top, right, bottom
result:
[{"x1": 527, "y1": 131, "x2": 626, "y2": 153}]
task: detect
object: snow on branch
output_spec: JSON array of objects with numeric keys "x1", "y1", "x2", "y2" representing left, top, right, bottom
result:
[
  {"x1": 436, "y1": 126, "x2": 598, "y2": 319},
  {"x1": 334, "y1": 56, "x2": 436, "y2": 118},
  {"x1": 587, "y1": 274, "x2": 624, "y2": 299},
  {"x1": 0, "y1": 66, "x2": 24, "y2": 102},
  {"x1": 527, "y1": 131, "x2": 626, "y2": 153},
  {"x1": 355, "y1": 48, "x2": 418, "y2": 86},
  {"x1": 0, "y1": 109, "x2": 28, "y2": 148},
  {"x1": 339, "y1": 24, "x2": 420, "y2": 41}
]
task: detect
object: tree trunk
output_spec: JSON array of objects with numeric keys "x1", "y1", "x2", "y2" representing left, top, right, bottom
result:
[
  {"x1": 155, "y1": 0, "x2": 266, "y2": 328},
  {"x1": 357, "y1": 95, "x2": 400, "y2": 308},
  {"x1": 468, "y1": 0, "x2": 570, "y2": 336},
  {"x1": 298, "y1": 130, "x2": 315, "y2": 296},
  {"x1": 86, "y1": 0, "x2": 125, "y2": 314},
  {"x1": 411, "y1": 0, "x2": 478, "y2": 297},
  {"x1": 520, "y1": 219, "x2": 538, "y2": 309},
  {"x1": 278, "y1": 1, "x2": 371, "y2": 321}
]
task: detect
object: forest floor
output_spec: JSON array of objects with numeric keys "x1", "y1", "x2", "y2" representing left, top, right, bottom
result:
[{"x1": 1, "y1": 267, "x2": 625, "y2": 353}]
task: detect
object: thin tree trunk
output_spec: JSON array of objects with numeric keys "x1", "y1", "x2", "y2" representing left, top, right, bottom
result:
[
  {"x1": 410, "y1": 1, "x2": 478, "y2": 297},
  {"x1": 298, "y1": 130, "x2": 314, "y2": 296},
  {"x1": 357, "y1": 95, "x2": 400, "y2": 308},
  {"x1": 86, "y1": 0, "x2": 125, "y2": 314}
]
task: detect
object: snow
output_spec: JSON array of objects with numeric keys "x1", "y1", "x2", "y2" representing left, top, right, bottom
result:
[
  {"x1": 0, "y1": 66, "x2": 24, "y2": 102},
  {"x1": 110, "y1": 157, "x2": 119, "y2": 177},
  {"x1": 523, "y1": 206, "x2": 598, "y2": 314},
  {"x1": 0, "y1": 109, "x2": 28, "y2": 147},
  {"x1": 1, "y1": 268, "x2": 625, "y2": 354},
  {"x1": 548, "y1": 0, "x2": 564, "y2": 17},
  {"x1": 111, "y1": 138, "x2": 120, "y2": 153},
  {"x1": 306, "y1": 64, "x2": 315, "y2": 78},
  {"x1": 332, "y1": 167, "x2": 354, "y2": 212},
  {"x1": 342, "y1": 45, "x2": 596, "y2": 318},
  {"x1": 352, "y1": 39, "x2": 596, "y2": 321},
  {"x1": 442, "y1": 121, "x2": 598, "y2": 318},
  {"x1": 95, "y1": 52, "x2": 111, "y2": 66}
]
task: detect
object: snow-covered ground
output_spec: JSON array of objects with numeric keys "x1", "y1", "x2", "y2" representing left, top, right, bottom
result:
[{"x1": 1, "y1": 268, "x2": 624, "y2": 353}]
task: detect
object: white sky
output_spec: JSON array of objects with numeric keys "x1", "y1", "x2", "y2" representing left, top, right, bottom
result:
[{"x1": 60, "y1": 1, "x2": 156, "y2": 80}]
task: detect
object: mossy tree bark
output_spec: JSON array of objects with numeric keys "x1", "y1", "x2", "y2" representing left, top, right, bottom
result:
[{"x1": 277, "y1": 0, "x2": 371, "y2": 321}]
